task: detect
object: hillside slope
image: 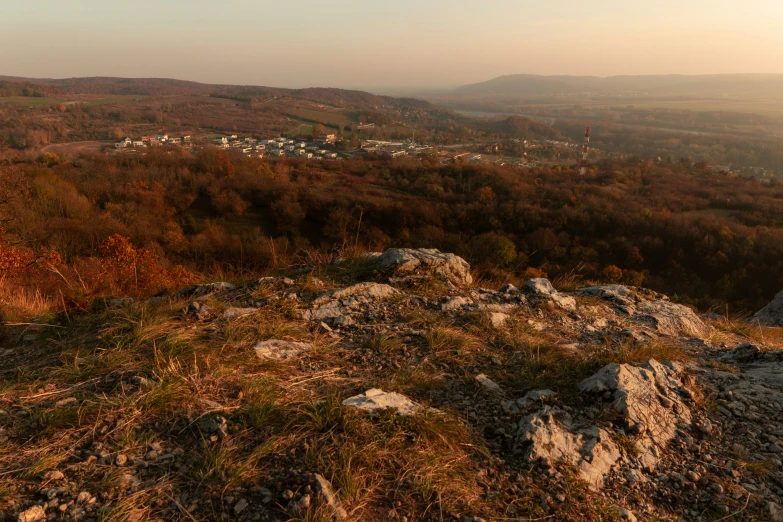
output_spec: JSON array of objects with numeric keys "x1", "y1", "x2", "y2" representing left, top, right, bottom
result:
[{"x1": 3, "y1": 249, "x2": 783, "y2": 521}]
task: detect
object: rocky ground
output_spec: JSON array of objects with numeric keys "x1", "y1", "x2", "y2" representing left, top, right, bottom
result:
[{"x1": 2, "y1": 248, "x2": 783, "y2": 521}]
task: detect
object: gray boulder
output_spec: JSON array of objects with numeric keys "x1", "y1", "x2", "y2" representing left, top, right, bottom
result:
[
  {"x1": 579, "y1": 285, "x2": 707, "y2": 338},
  {"x1": 254, "y1": 340, "x2": 313, "y2": 360},
  {"x1": 579, "y1": 359, "x2": 692, "y2": 469},
  {"x1": 752, "y1": 290, "x2": 783, "y2": 326},
  {"x1": 516, "y1": 406, "x2": 621, "y2": 490},
  {"x1": 377, "y1": 248, "x2": 473, "y2": 286},
  {"x1": 522, "y1": 278, "x2": 576, "y2": 311},
  {"x1": 302, "y1": 282, "x2": 400, "y2": 323},
  {"x1": 343, "y1": 389, "x2": 423, "y2": 416}
]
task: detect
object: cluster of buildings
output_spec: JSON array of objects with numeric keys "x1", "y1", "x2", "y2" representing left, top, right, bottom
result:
[
  {"x1": 357, "y1": 138, "x2": 433, "y2": 158},
  {"x1": 213, "y1": 134, "x2": 340, "y2": 160},
  {"x1": 115, "y1": 134, "x2": 191, "y2": 149}
]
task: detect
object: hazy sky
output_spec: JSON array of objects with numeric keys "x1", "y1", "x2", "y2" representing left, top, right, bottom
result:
[{"x1": 1, "y1": 0, "x2": 782, "y2": 91}]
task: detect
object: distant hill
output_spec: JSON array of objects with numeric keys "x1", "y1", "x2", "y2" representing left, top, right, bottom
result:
[
  {"x1": 0, "y1": 76, "x2": 435, "y2": 111},
  {"x1": 455, "y1": 74, "x2": 783, "y2": 96}
]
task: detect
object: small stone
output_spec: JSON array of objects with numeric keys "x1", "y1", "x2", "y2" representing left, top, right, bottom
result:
[
  {"x1": 55, "y1": 397, "x2": 77, "y2": 408},
  {"x1": 76, "y1": 492, "x2": 92, "y2": 504},
  {"x1": 234, "y1": 498, "x2": 248, "y2": 515},
  {"x1": 313, "y1": 473, "x2": 348, "y2": 519},
  {"x1": 254, "y1": 340, "x2": 313, "y2": 361},
  {"x1": 685, "y1": 470, "x2": 700, "y2": 483},
  {"x1": 115, "y1": 454, "x2": 128, "y2": 466},
  {"x1": 145, "y1": 451, "x2": 158, "y2": 461},
  {"x1": 476, "y1": 374, "x2": 503, "y2": 394},
  {"x1": 343, "y1": 389, "x2": 426, "y2": 416},
  {"x1": 17, "y1": 505, "x2": 46, "y2": 522},
  {"x1": 293, "y1": 494, "x2": 311, "y2": 513},
  {"x1": 767, "y1": 501, "x2": 783, "y2": 522},
  {"x1": 612, "y1": 506, "x2": 637, "y2": 522},
  {"x1": 489, "y1": 312, "x2": 509, "y2": 328},
  {"x1": 282, "y1": 490, "x2": 294, "y2": 501},
  {"x1": 43, "y1": 470, "x2": 64, "y2": 481},
  {"x1": 625, "y1": 468, "x2": 647, "y2": 486},
  {"x1": 318, "y1": 322, "x2": 333, "y2": 333}
]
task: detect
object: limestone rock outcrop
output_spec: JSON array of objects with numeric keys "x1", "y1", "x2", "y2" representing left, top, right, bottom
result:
[
  {"x1": 579, "y1": 285, "x2": 707, "y2": 338},
  {"x1": 521, "y1": 278, "x2": 576, "y2": 311},
  {"x1": 302, "y1": 282, "x2": 400, "y2": 324},
  {"x1": 516, "y1": 406, "x2": 621, "y2": 489},
  {"x1": 375, "y1": 248, "x2": 473, "y2": 286},
  {"x1": 343, "y1": 389, "x2": 423, "y2": 416},
  {"x1": 579, "y1": 359, "x2": 692, "y2": 469},
  {"x1": 254, "y1": 340, "x2": 313, "y2": 360}
]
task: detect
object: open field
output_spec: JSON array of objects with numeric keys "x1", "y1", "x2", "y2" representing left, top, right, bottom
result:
[
  {"x1": 284, "y1": 107, "x2": 353, "y2": 127},
  {"x1": 40, "y1": 140, "x2": 108, "y2": 156}
]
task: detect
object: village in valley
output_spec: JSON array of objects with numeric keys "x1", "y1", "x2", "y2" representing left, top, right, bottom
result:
[{"x1": 112, "y1": 129, "x2": 593, "y2": 170}]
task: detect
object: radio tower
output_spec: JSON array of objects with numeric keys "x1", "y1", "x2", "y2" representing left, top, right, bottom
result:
[{"x1": 579, "y1": 126, "x2": 591, "y2": 176}]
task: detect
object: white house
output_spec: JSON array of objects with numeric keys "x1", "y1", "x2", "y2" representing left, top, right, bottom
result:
[{"x1": 315, "y1": 133, "x2": 337, "y2": 143}]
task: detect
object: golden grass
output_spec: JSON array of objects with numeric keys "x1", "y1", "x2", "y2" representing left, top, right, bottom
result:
[
  {"x1": 707, "y1": 317, "x2": 783, "y2": 349},
  {"x1": 0, "y1": 279, "x2": 57, "y2": 321}
]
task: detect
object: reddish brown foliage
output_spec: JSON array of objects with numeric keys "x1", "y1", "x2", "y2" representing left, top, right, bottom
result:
[{"x1": 98, "y1": 234, "x2": 196, "y2": 297}]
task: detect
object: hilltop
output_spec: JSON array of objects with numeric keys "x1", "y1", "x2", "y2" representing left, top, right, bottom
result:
[
  {"x1": 3, "y1": 248, "x2": 783, "y2": 521},
  {"x1": 455, "y1": 73, "x2": 783, "y2": 96}
]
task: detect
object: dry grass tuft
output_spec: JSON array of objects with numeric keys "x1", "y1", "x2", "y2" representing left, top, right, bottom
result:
[{"x1": 0, "y1": 279, "x2": 57, "y2": 321}]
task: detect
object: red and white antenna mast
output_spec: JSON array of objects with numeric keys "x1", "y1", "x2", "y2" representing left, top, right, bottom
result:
[{"x1": 579, "y1": 125, "x2": 591, "y2": 176}]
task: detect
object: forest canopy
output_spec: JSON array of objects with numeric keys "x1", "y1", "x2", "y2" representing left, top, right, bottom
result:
[{"x1": 3, "y1": 146, "x2": 783, "y2": 313}]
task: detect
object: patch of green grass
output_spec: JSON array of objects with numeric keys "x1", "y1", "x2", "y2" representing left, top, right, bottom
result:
[
  {"x1": 300, "y1": 399, "x2": 487, "y2": 518},
  {"x1": 363, "y1": 333, "x2": 403, "y2": 355},
  {"x1": 35, "y1": 404, "x2": 81, "y2": 433},
  {"x1": 235, "y1": 383, "x2": 283, "y2": 429},
  {"x1": 298, "y1": 395, "x2": 353, "y2": 434},
  {"x1": 285, "y1": 108, "x2": 351, "y2": 127},
  {"x1": 611, "y1": 432, "x2": 640, "y2": 458},
  {"x1": 21, "y1": 453, "x2": 68, "y2": 479},
  {"x1": 188, "y1": 439, "x2": 274, "y2": 488},
  {"x1": 423, "y1": 327, "x2": 474, "y2": 353}
]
